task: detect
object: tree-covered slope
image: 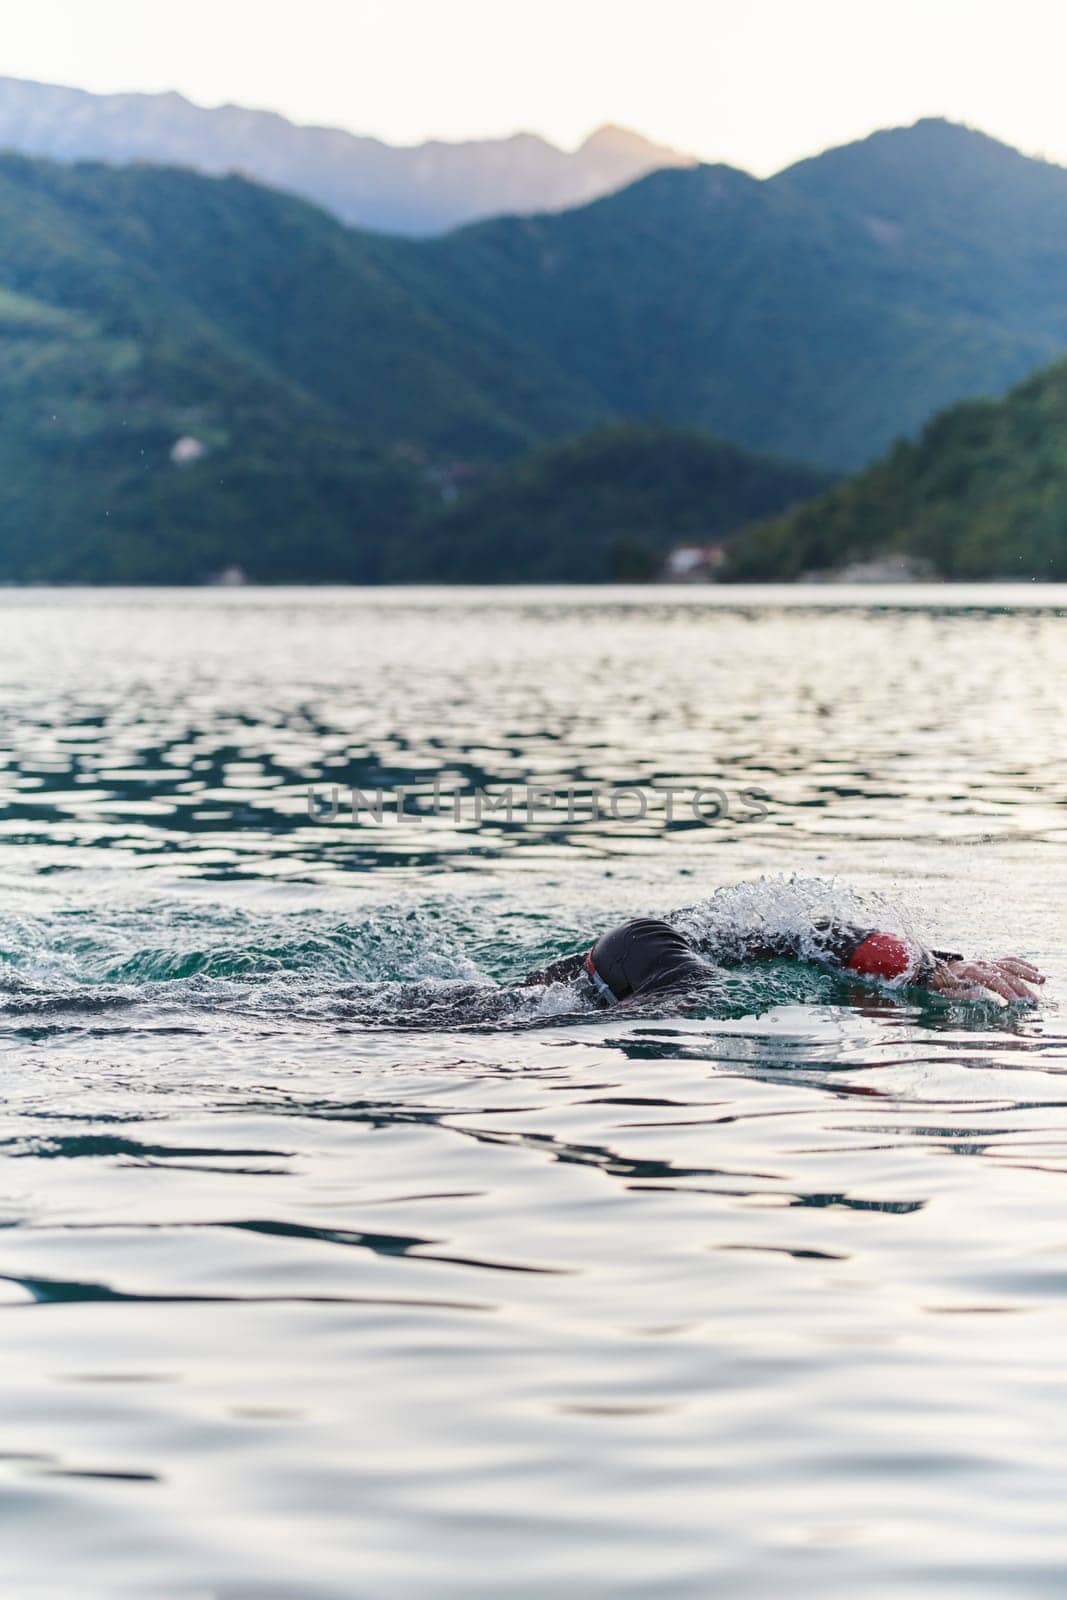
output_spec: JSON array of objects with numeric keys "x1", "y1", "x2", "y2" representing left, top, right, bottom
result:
[
  {"x1": 6, "y1": 123, "x2": 1067, "y2": 582},
  {"x1": 401, "y1": 422, "x2": 831, "y2": 582},
  {"x1": 721, "y1": 357, "x2": 1067, "y2": 580},
  {"x1": 0, "y1": 157, "x2": 438, "y2": 581},
  {"x1": 0, "y1": 157, "x2": 828, "y2": 583},
  {"x1": 412, "y1": 119, "x2": 1067, "y2": 469},
  {"x1": 0, "y1": 154, "x2": 603, "y2": 460},
  {"x1": 9, "y1": 117, "x2": 1067, "y2": 487},
  {"x1": 0, "y1": 152, "x2": 605, "y2": 581},
  {"x1": 774, "y1": 117, "x2": 1067, "y2": 336}
]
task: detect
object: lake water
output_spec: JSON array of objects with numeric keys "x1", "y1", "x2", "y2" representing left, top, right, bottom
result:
[{"x1": 1, "y1": 585, "x2": 1065, "y2": 1598}]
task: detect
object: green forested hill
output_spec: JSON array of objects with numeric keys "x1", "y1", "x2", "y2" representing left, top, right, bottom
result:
[
  {"x1": 18, "y1": 158, "x2": 605, "y2": 456},
  {"x1": 414, "y1": 119, "x2": 1067, "y2": 470},
  {"x1": 402, "y1": 423, "x2": 831, "y2": 581},
  {"x1": 0, "y1": 151, "x2": 827, "y2": 581},
  {"x1": 721, "y1": 357, "x2": 1067, "y2": 580},
  {"x1": 5, "y1": 122, "x2": 1067, "y2": 580},
  {"x1": 0, "y1": 152, "x2": 599, "y2": 580},
  {"x1": 0, "y1": 148, "x2": 824, "y2": 582}
]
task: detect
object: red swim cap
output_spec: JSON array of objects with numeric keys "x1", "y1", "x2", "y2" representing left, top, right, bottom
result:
[{"x1": 846, "y1": 931, "x2": 915, "y2": 981}]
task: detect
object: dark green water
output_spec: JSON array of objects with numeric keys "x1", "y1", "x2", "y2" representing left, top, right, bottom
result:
[{"x1": 0, "y1": 585, "x2": 1065, "y2": 1598}]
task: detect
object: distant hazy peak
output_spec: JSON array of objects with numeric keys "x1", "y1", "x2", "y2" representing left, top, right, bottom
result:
[
  {"x1": 578, "y1": 123, "x2": 692, "y2": 161},
  {"x1": 0, "y1": 74, "x2": 694, "y2": 235}
]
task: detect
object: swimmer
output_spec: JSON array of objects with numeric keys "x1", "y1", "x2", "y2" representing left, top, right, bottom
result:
[{"x1": 518, "y1": 914, "x2": 1046, "y2": 1008}]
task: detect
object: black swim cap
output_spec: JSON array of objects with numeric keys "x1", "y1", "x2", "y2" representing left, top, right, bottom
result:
[{"x1": 587, "y1": 918, "x2": 713, "y2": 1004}]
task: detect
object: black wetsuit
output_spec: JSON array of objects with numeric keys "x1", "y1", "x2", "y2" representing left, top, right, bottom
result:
[{"x1": 518, "y1": 917, "x2": 960, "y2": 1008}]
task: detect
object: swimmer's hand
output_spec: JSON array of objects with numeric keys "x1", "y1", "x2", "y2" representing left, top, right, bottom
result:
[{"x1": 928, "y1": 955, "x2": 1046, "y2": 1005}]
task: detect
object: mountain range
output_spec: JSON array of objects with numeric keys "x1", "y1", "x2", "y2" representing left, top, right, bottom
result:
[
  {"x1": 409, "y1": 117, "x2": 1067, "y2": 470},
  {"x1": 4, "y1": 84, "x2": 1067, "y2": 470},
  {"x1": 2, "y1": 107, "x2": 1067, "y2": 578},
  {"x1": 0, "y1": 75, "x2": 693, "y2": 235},
  {"x1": 0, "y1": 150, "x2": 825, "y2": 581}
]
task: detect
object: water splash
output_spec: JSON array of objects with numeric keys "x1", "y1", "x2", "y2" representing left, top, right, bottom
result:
[
  {"x1": 0, "y1": 877, "x2": 940, "y2": 1034},
  {"x1": 670, "y1": 873, "x2": 925, "y2": 976}
]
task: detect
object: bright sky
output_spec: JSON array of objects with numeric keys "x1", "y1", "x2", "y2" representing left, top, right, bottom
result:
[{"x1": 3, "y1": 0, "x2": 1067, "y2": 173}]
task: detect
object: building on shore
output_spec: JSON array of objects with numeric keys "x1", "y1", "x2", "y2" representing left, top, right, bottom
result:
[{"x1": 661, "y1": 542, "x2": 727, "y2": 582}]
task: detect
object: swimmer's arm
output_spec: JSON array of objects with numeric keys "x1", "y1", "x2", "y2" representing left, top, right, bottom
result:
[
  {"x1": 801, "y1": 929, "x2": 1046, "y2": 1002},
  {"x1": 699, "y1": 921, "x2": 960, "y2": 985},
  {"x1": 691, "y1": 917, "x2": 1047, "y2": 1003},
  {"x1": 814, "y1": 932, "x2": 1046, "y2": 1002},
  {"x1": 695, "y1": 921, "x2": 937, "y2": 976},
  {"x1": 514, "y1": 950, "x2": 589, "y2": 988},
  {"x1": 799, "y1": 928, "x2": 1043, "y2": 998}
]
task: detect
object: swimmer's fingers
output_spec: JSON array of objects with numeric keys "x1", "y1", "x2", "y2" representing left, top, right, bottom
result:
[
  {"x1": 934, "y1": 966, "x2": 985, "y2": 992},
  {"x1": 928, "y1": 957, "x2": 1034, "y2": 1004},
  {"x1": 948, "y1": 960, "x2": 1039, "y2": 1005},
  {"x1": 996, "y1": 957, "x2": 1046, "y2": 984},
  {"x1": 927, "y1": 959, "x2": 987, "y2": 1001},
  {"x1": 935, "y1": 980, "x2": 988, "y2": 1001},
  {"x1": 965, "y1": 962, "x2": 1036, "y2": 1003},
  {"x1": 982, "y1": 958, "x2": 1045, "y2": 1000}
]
